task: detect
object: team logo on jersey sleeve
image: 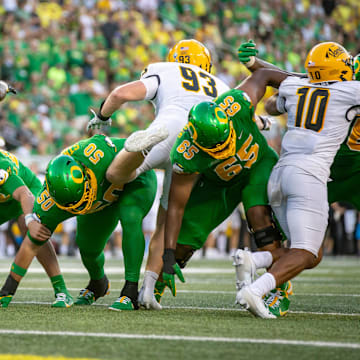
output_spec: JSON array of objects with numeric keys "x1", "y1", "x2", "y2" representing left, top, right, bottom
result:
[{"x1": 0, "y1": 169, "x2": 9, "y2": 185}]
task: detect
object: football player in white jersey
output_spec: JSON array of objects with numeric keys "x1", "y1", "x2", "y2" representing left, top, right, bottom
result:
[
  {"x1": 88, "y1": 39, "x2": 230, "y2": 309},
  {"x1": 234, "y1": 42, "x2": 360, "y2": 318}
]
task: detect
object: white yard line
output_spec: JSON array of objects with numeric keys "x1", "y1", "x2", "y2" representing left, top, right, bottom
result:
[{"x1": 0, "y1": 329, "x2": 358, "y2": 349}]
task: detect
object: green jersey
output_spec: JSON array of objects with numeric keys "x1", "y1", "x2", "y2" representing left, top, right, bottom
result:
[
  {"x1": 328, "y1": 117, "x2": 360, "y2": 209},
  {"x1": 171, "y1": 89, "x2": 275, "y2": 187},
  {"x1": 330, "y1": 118, "x2": 360, "y2": 181},
  {"x1": 0, "y1": 150, "x2": 38, "y2": 203},
  {"x1": 32, "y1": 135, "x2": 130, "y2": 233},
  {"x1": 0, "y1": 150, "x2": 42, "y2": 225}
]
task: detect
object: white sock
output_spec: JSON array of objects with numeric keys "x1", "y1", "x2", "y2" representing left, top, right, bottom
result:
[
  {"x1": 249, "y1": 272, "x2": 276, "y2": 297},
  {"x1": 143, "y1": 270, "x2": 158, "y2": 289},
  {"x1": 252, "y1": 251, "x2": 273, "y2": 269}
]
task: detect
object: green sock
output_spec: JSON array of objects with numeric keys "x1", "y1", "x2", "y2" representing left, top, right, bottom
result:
[{"x1": 50, "y1": 275, "x2": 69, "y2": 295}]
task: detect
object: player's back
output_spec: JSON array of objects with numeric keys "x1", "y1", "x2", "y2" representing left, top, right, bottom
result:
[
  {"x1": 277, "y1": 76, "x2": 360, "y2": 181},
  {"x1": 141, "y1": 62, "x2": 230, "y2": 115}
]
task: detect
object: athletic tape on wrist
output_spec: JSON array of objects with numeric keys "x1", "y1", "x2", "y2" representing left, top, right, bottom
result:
[
  {"x1": 11, "y1": 262, "x2": 27, "y2": 277},
  {"x1": 245, "y1": 56, "x2": 256, "y2": 68},
  {"x1": 24, "y1": 213, "x2": 35, "y2": 227}
]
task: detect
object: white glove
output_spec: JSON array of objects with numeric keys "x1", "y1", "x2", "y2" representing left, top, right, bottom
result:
[
  {"x1": 0, "y1": 81, "x2": 16, "y2": 102},
  {"x1": 87, "y1": 109, "x2": 112, "y2": 131}
]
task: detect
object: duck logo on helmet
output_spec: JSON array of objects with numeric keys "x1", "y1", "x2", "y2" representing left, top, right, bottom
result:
[{"x1": 70, "y1": 165, "x2": 84, "y2": 184}]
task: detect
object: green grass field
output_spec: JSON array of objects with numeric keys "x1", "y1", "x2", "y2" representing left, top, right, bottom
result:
[{"x1": 0, "y1": 256, "x2": 359, "y2": 360}]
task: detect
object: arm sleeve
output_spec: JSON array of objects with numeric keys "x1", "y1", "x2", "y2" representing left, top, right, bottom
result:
[
  {"x1": 2, "y1": 173, "x2": 26, "y2": 195},
  {"x1": 140, "y1": 76, "x2": 160, "y2": 100}
]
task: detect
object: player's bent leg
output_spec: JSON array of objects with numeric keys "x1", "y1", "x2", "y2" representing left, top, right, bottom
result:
[
  {"x1": 246, "y1": 205, "x2": 293, "y2": 315},
  {"x1": 139, "y1": 206, "x2": 166, "y2": 310},
  {"x1": 106, "y1": 149, "x2": 144, "y2": 185},
  {"x1": 75, "y1": 274, "x2": 110, "y2": 306},
  {"x1": 113, "y1": 170, "x2": 157, "y2": 311},
  {"x1": 233, "y1": 249, "x2": 256, "y2": 291}
]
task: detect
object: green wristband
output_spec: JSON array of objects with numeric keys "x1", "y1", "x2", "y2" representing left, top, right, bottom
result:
[{"x1": 11, "y1": 262, "x2": 27, "y2": 277}]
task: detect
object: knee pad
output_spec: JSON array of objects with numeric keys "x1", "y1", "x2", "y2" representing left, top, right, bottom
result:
[
  {"x1": 252, "y1": 224, "x2": 283, "y2": 248},
  {"x1": 175, "y1": 244, "x2": 195, "y2": 269}
]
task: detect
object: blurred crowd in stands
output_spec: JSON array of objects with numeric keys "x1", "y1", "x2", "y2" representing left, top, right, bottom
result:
[{"x1": 0, "y1": 0, "x2": 359, "y2": 258}]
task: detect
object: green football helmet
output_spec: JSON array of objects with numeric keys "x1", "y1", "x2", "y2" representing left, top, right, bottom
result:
[
  {"x1": 187, "y1": 101, "x2": 236, "y2": 159},
  {"x1": 45, "y1": 154, "x2": 97, "y2": 214},
  {"x1": 354, "y1": 53, "x2": 360, "y2": 81}
]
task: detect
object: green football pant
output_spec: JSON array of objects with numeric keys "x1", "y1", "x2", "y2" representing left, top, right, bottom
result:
[
  {"x1": 178, "y1": 150, "x2": 278, "y2": 249},
  {"x1": 328, "y1": 177, "x2": 360, "y2": 211},
  {"x1": 76, "y1": 170, "x2": 157, "y2": 282}
]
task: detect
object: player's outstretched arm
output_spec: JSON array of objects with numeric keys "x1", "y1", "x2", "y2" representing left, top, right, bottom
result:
[
  {"x1": 0, "y1": 235, "x2": 43, "y2": 307},
  {"x1": 12, "y1": 186, "x2": 51, "y2": 241},
  {"x1": 238, "y1": 40, "x2": 304, "y2": 77},
  {"x1": 163, "y1": 172, "x2": 199, "y2": 296},
  {"x1": 236, "y1": 68, "x2": 289, "y2": 108},
  {"x1": 100, "y1": 81, "x2": 147, "y2": 118},
  {"x1": 88, "y1": 80, "x2": 147, "y2": 131}
]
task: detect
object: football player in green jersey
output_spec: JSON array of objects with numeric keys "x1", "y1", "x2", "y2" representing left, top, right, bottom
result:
[
  {"x1": 327, "y1": 53, "x2": 360, "y2": 210},
  {"x1": 161, "y1": 72, "x2": 292, "y2": 305},
  {"x1": 0, "y1": 134, "x2": 157, "y2": 310},
  {"x1": 0, "y1": 149, "x2": 73, "y2": 308},
  {"x1": 0, "y1": 81, "x2": 72, "y2": 308}
]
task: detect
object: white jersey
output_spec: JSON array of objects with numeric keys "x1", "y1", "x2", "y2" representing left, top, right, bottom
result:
[
  {"x1": 140, "y1": 62, "x2": 229, "y2": 131},
  {"x1": 137, "y1": 62, "x2": 229, "y2": 209},
  {"x1": 276, "y1": 76, "x2": 360, "y2": 182}
]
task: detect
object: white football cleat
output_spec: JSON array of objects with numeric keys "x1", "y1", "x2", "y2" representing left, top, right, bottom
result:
[
  {"x1": 236, "y1": 286, "x2": 276, "y2": 319},
  {"x1": 124, "y1": 125, "x2": 169, "y2": 153},
  {"x1": 138, "y1": 285, "x2": 162, "y2": 310},
  {"x1": 232, "y1": 249, "x2": 256, "y2": 291}
]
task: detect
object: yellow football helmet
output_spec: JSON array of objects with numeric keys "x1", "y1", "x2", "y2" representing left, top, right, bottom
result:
[
  {"x1": 167, "y1": 39, "x2": 212, "y2": 73},
  {"x1": 304, "y1": 42, "x2": 354, "y2": 83}
]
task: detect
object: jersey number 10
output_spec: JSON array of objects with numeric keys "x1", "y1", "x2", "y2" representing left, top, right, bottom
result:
[{"x1": 295, "y1": 87, "x2": 330, "y2": 132}]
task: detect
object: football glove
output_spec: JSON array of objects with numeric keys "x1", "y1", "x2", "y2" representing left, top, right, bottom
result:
[
  {"x1": 87, "y1": 109, "x2": 112, "y2": 131},
  {"x1": 162, "y1": 248, "x2": 185, "y2": 297},
  {"x1": 238, "y1": 40, "x2": 258, "y2": 66}
]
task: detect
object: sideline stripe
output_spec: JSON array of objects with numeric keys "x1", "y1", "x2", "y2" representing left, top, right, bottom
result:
[
  {"x1": 11, "y1": 301, "x2": 360, "y2": 317},
  {"x1": 0, "y1": 329, "x2": 358, "y2": 349},
  {"x1": 16, "y1": 288, "x2": 360, "y2": 297}
]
